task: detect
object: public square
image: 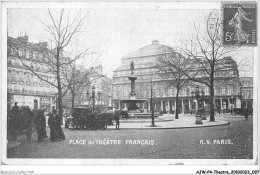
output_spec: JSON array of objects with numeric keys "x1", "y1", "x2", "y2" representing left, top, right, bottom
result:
[
  {"x1": 7, "y1": 114, "x2": 253, "y2": 159},
  {"x1": 5, "y1": 5, "x2": 256, "y2": 169}
]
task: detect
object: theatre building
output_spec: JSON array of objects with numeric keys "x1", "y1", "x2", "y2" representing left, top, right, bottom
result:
[
  {"x1": 112, "y1": 40, "x2": 252, "y2": 113},
  {"x1": 7, "y1": 35, "x2": 57, "y2": 112},
  {"x1": 240, "y1": 77, "x2": 253, "y2": 109}
]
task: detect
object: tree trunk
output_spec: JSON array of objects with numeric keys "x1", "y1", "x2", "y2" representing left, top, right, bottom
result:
[
  {"x1": 175, "y1": 88, "x2": 180, "y2": 119},
  {"x1": 56, "y1": 49, "x2": 63, "y2": 124},
  {"x1": 209, "y1": 77, "x2": 215, "y2": 121},
  {"x1": 71, "y1": 93, "x2": 75, "y2": 116},
  {"x1": 151, "y1": 82, "x2": 155, "y2": 126},
  {"x1": 151, "y1": 98, "x2": 154, "y2": 126}
]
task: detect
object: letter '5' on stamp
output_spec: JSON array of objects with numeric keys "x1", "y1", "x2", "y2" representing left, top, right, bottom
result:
[{"x1": 222, "y1": 2, "x2": 257, "y2": 45}]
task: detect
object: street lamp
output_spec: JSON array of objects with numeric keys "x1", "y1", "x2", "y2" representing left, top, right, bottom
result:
[
  {"x1": 191, "y1": 85, "x2": 205, "y2": 124},
  {"x1": 86, "y1": 86, "x2": 101, "y2": 110},
  {"x1": 22, "y1": 88, "x2": 25, "y2": 106}
]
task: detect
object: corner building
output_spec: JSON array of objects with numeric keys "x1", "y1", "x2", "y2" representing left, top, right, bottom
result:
[
  {"x1": 7, "y1": 35, "x2": 57, "y2": 112},
  {"x1": 112, "y1": 40, "x2": 251, "y2": 113}
]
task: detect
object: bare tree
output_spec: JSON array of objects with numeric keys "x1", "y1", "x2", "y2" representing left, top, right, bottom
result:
[
  {"x1": 62, "y1": 62, "x2": 106, "y2": 114},
  {"x1": 173, "y1": 11, "x2": 248, "y2": 121},
  {"x1": 154, "y1": 48, "x2": 192, "y2": 119},
  {"x1": 148, "y1": 74, "x2": 159, "y2": 126},
  {"x1": 8, "y1": 9, "x2": 88, "y2": 120},
  {"x1": 135, "y1": 71, "x2": 160, "y2": 125},
  {"x1": 62, "y1": 62, "x2": 90, "y2": 114}
]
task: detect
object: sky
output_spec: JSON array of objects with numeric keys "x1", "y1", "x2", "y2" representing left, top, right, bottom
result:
[{"x1": 7, "y1": 2, "x2": 254, "y2": 78}]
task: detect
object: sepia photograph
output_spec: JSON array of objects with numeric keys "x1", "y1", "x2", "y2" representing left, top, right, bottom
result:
[{"x1": 1, "y1": 0, "x2": 259, "y2": 174}]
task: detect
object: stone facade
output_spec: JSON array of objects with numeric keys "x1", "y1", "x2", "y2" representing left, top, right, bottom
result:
[
  {"x1": 7, "y1": 35, "x2": 57, "y2": 112},
  {"x1": 112, "y1": 40, "x2": 252, "y2": 113}
]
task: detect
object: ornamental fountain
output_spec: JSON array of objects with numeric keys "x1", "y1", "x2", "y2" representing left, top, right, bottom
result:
[{"x1": 120, "y1": 61, "x2": 147, "y2": 116}]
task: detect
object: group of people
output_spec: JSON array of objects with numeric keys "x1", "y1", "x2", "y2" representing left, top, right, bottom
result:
[
  {"x1": 34, "y1": 109, "x2": 66, "y2": 142},
  {"x1": 10, "y1": 102, "x2": 65, "y2": 142},
  {"x1": 48, "y1": 110, "x2": 66, "y2": 141},
  {"x1": 243, "y1": 108, "x2": 253, "y2": 121}
]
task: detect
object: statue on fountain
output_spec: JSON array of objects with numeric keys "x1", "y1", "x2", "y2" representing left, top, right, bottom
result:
[{"x1": 130, "y1": 61, "x2": 134, "y2": 75}]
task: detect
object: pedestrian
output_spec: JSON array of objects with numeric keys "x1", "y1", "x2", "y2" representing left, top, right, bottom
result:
[
  {"x1": 244, "y1": 108, "x2": 249, "y2": 121},
  {"x1": 35, "y1": 110, "x2": 48, "y2": 142},
  {"x1": 217, "y1": 105, "x2": 221, "y2": 114},
  {"x1": 114, "y1": 110, "x2": 121, "y2": 130},
  {"x1": 222, "y1": 102, "x2": 226, "y2": 114},
  {"x1": 48, "y1": 110, "x2": 58, "y2": 141},
  {"x1": 54, "y1": 112, "x2": 65, "y2": 140},
  {"x1": 249, "y1": 107, "x2": 253, "y2": 116},
  {"x1": 10, "y1": 102, "x2": 19, "y2": 139},
  {"x1": 230, "y1": 104, "x2": 234, "y2": 115},
  {"x1": 25, "y1": 107, "x2": 34, "y2": 141}
]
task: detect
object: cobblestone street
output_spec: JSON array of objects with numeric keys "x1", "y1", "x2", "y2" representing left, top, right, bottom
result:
[{"x1": 7, "y1": 115, "x2": 253, "y2": 159}]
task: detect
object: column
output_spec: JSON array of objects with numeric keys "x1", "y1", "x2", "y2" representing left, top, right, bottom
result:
[
  {"x1": 124, "y1": 103, "x2": 127, "y2": 110},
  {"x1": 189, "y1": 99, "x2": 191, "y2": 110},
  {"x1": 182, "y1": 99, "x2": 184, "y2": 113},
  {"x1": 220, "y1": 98, "x2": 223, "y2": 109},
  {"x1": 148, "y1": 101, "x2": 150, "y2": 111},
  {"x1": 108, "y1": 96, "x2": 112, "y2": 106},
  {"x1": 168, "y1": 100, "x2": 170, "y2": 111},
  {"x1": 161, "y1": 100, "x2": 163, "y2": 111}
]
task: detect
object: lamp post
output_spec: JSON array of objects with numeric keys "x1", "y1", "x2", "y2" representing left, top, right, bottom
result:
[
  {"x1": 86, "y1": 86, "x2": 101, "y2": 110},
  {"x1": 22, "y1": 88, "x2": 25, "y2": 106},
  {"x1": 238, "y1": 91, "x2": 242, "y2": 115},
  {"x1": 191, "y1": 85, "x2": 205, "y2": 124}
]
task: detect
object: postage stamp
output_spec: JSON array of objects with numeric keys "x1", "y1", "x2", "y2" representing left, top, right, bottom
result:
[{"x1": 222, "y1": 2, "x2": 257, "y2": 45}]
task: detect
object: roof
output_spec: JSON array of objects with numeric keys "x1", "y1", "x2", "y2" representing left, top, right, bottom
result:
[
  {"x1": 122, "y1": 40, "x2": 173, "y2": 59},
  {"x1": 240, "y1": 77, "x2": 253, "y2": 87}
]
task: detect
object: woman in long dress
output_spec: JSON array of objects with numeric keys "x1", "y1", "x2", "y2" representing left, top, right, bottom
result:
[
  {"x1": 54, "y1": 113, "x2": 65, "y2": 140},
  {"x1": 48, "y1": 111, "x2": 58, "y2": 141}
]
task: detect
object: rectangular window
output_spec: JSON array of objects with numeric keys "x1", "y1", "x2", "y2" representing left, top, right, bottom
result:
[
  {"x1": 33, "y1": 53, "x2": 37, "y2": 59},
  {"x1": 159, "y1": 88, "x2": 163, "y2": 97},
  {"x1": 26, "y1": 51, "x2": 30, "y2": 58},
  {"x1": 222, "y1": 87, "x2": 226, "y2": 94},
  {"x1": 215, "y1": 87, "x2": 221, "y2": 94},
  {"x1": 29, "y1": 51, "x2": 33, "y2": 59},
  {"x1": 186, "y1": 87, "x2": 190, "y2": 96},
  {"x1": 205, "y1": 87, "x2": 209, "y2": 94},
  {"x1": 172, "y1": 88, "x2": 176, "y2": 96},
  {"x1": 168, "y1": 88, "x2": 172, "y2": 96},
  {"x1": 242, "y1": 90, "x2": 246, "y2": 99},
  {"x1": 229, "y1": 86, "x2": 234, "y2": 94},
  {"x1": 18, "y1": 49, "x2": 22, "y2": 57},
  {"x1": 179, "y1": 89, "x2": 184, "y2": 95},
  {"x1": 22, "y1": 49, "x2": 26, "y2": 57},
  {"x1": 248, "y1": 90, "x2": 252, "y2": 99},
  {"x1": 155, "y1": 90, "x2": 159, "y2": 97}
]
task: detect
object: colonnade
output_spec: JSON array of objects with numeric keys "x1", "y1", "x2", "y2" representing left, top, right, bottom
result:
[{"x1": 114, "y1": 97, "x2": 242, "y2": 113}]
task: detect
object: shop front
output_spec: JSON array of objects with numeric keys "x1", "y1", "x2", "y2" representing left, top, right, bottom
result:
[{"x1": 40, "y1": 97, "x2": 51, "y2": 113}]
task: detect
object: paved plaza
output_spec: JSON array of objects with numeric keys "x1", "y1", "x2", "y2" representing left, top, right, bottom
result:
[{"x1": 7, "y1": 114, "x2": 253, "y2": 159}]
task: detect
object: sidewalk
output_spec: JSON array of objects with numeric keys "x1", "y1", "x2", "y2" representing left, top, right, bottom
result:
[
  {"x1": 107, "y1": 115, "x2": 229, "y2": 130},
  {"x1": 7, "y1": 140, "x2": 21, "y2": 150},
  {"x1": 221, "y1": 113, "x2": 251, "y2": 118}
]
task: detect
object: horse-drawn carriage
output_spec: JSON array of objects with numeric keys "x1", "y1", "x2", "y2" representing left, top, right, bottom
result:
[{"x1": 67, "y1": 107, "x2": 113, "y2": 130}]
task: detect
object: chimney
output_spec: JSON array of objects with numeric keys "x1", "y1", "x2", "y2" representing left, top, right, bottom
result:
[
  {"x1": 152, "y1": 40, "x2": 159, "y2": 45},
  {"x1": 37, "y1": 42, "x2": 48, "y2": 48},
  {"x1": 17, "y1": 35, "x2": 29, "y2": 43}
]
